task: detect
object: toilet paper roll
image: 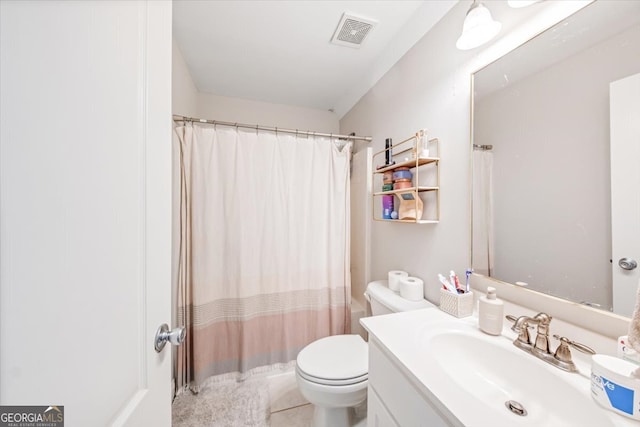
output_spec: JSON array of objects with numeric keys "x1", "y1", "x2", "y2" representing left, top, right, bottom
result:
[
  {"x1": 388, "y1": 270, "x2": 408, "y2": 291},
  {"x1": 400, "y1": 277, "x2": 424, "y2": 301}
]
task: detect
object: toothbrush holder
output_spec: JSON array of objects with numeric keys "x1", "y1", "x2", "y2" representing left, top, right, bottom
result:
[{"x1": 439, "y1": 289, "x2": 474, "y2": 318}]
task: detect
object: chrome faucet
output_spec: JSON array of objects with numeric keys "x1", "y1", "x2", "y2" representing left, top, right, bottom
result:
[
  {"x1": 531, "y1": 312, "x2": 552, "y2": 356},
  {"x1": 505, "y1": 313, "x2": 595, "y2": 372},
  {"x1": 507, "y1": 312, "x2": 551, "y2": 349}
]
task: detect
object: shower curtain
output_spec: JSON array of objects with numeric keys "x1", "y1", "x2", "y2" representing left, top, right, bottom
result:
[
  {"x1": 175, "y1": 123, "x2": 352, "y2": 391},
  {"x1": 472, "y1": 149, "x2": 494, "y2": 276}
]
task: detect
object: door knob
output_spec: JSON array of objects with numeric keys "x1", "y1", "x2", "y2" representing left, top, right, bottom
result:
[
  {"x1": 619, "y1": 258, "x2": 638, "y2": 271},
  {"x1": 154, "y1": 324, "x2": 186, "y2": 353}
]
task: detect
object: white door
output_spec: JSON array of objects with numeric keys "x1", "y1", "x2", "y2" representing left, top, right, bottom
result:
[
  {"x1": 0, "y1": 2, "x2": 173, "y2": 426},
  {"x1": 611, "y1": 73, "x2": 640, "y2": 317}
]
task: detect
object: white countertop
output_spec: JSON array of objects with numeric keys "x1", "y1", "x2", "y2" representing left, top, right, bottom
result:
[{"x1": 361, "y1": 307, "x2": 639, "y2": 427}]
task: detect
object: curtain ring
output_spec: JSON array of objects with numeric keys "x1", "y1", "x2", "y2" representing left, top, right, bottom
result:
[{"x1": 275, "y1": 127, "x2": 278, "y2": 135}]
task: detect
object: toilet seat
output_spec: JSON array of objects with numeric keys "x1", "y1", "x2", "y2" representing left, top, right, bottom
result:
[
  {"x1": 297, "y1": 367, "x2": 367, "y2": 386},
  {"x1": 296, "y1": 335, "x2": 367, "y2": 386}
]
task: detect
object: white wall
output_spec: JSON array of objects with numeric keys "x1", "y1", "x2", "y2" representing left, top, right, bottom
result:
[
  {"x1": 350, "y1": 148, "x2": 372, "y2": 308},
  {"x1": 197, "y1": 92, "x2": 339, "y2": 133},
  {"x1": 475, "y1": 25, "x2": 640, "y2": 307},
  {"x1": 341, "y1": 0, "x2": 593, "y2": 306},
  {"x1": 172, "y1": 39, "x2": 339, "y2": 134},
  {"x1": 173, "y1": 39, "x2": 199, "y2": 117}
]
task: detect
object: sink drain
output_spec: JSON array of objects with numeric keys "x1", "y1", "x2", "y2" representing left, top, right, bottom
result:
[{"x1": 505, "y1": 400, "x2": 527, "y2": 416}]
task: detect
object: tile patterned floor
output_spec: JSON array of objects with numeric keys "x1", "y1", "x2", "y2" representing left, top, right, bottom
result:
[
  {"x1": 267, "y1": 369, "x2": 367, "y2": 427},
  {"x1": 270, "y1": 403, "x2": 314, "y2": 427},
  {"x1": 173, "y1": 367, "x2": 367, "y2": 426},
  {"x1": 267, "y1": 370, "x2": 313, "y2": 427},
  {"x1": 172, "y1": 368, "x2": 314, "y2": 426}
]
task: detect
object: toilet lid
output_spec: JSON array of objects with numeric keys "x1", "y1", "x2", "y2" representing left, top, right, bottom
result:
[
  {"x1": 297, "y1": 335, "x2": 368, "y2": 383},
  {"x1": 365, "y1": 280, "x2": 436, "y2": 312}
]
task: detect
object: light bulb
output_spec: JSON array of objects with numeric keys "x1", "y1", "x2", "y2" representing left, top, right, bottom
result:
[{"x1": 456, "y1": 2, "x2": 502, "y2": 50}]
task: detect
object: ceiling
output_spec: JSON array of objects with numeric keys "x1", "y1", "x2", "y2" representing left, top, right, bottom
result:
[{"x1": 172, "y1": 1, "x2": 457, "y2": 118}]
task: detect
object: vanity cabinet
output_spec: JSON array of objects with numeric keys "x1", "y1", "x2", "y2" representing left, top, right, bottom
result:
[
  {"x1": 372, "y1": 133, "x2": 440, "y2": 223},
  {"x1": 367, "y1": 386, "x2": 399, "y2": 427},
  {"x1": 368, "y1": 337, "x2": 451, "y2": 427}
]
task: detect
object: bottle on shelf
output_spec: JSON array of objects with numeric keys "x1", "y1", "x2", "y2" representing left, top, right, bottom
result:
[
  {"x1": 385, "y1": 138, "x2": 392, "y2": 165},
  {"x1": 417, "y1": 129, "x2": 429, "y2": 158}
]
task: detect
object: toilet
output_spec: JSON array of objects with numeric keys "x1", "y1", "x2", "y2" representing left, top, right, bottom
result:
[{"x1": 295, "y1": 280, "x2": 435, "y2": 427}]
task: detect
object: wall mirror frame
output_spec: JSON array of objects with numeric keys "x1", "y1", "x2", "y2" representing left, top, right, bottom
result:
[{"x1": 470, "y1": 0, "x2": 640, "y2": 319}]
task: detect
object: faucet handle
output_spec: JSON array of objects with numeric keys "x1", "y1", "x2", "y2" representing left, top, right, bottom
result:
[
  {"x1": 552, "y1": 335, "x2": 596, "y2": 363},
  {"x1": 534, "y1": 312, "x2": 552, "y2": 324},
  {"x1": 505, "y1": 314, "x2": 535, "y2": 346},
  {"x1": 505, "y1": 314, "x2": 518, "y2": 323},
  {"x1": 505, "y1": 314, "x2": 535, "y2": 329}
]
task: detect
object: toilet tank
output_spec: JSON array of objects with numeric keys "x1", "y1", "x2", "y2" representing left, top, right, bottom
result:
[{"x1": 364, "y1": 280, "x2": 435, "y2": 315}]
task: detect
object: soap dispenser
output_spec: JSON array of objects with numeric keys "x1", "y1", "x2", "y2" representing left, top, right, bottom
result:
[{"x1": 479, "y1": 287, "x2": 504, "y2": 335}]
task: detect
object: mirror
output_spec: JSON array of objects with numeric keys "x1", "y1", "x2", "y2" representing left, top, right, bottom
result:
[{"x1": 471, "y1": 0, "x2": 640, "y2": 316}]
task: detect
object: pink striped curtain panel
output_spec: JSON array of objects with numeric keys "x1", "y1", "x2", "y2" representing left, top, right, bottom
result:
[{"x1": 174, "y1": 123, "x2": 352, "y2": 391}]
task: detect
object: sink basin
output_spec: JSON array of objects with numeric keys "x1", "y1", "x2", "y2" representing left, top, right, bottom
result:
[
  {"x1": 424, "y1": 329, "x2": 614, "y2": 426},
  {"x1": 362, "y1": 308, "x2": 635, "y2": 427}
]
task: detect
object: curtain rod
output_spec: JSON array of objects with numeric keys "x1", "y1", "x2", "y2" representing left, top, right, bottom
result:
[{"x1": 172, "y1": 115, "x2": 372, "y2": 142}]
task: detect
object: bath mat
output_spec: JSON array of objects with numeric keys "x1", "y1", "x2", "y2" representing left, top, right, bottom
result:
[{"x1": 172, "y1": 378, "x2": 270, "y2": 427}]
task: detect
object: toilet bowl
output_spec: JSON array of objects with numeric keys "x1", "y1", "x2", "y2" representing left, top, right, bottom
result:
[
  {"x1": 295, "y1": 280, "x2": 436, "y2": 427},
  {"x1": 296, "y1": 334, "x2": 367, "y2": 427}
]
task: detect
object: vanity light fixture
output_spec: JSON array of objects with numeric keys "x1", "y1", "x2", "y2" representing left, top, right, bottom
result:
[{"x1": 456, "y1": 0, "x2": 502, "y2": 50}]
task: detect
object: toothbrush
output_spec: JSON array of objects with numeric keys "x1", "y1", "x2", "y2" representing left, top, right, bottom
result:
[
  {"x1": 450, "y1": 270, "x2": 462, "y2": 291},
  {"x1": 465, "y1": 268, "x2": 473, "y2": 293},
  {"x1": 438, "y1": 273, "x2": 456, "y2": 293}
]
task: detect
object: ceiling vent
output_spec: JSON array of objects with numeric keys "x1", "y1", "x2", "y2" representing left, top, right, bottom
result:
[{"x1": 331, "y1": 13, "x2": 377, "y2": 48}]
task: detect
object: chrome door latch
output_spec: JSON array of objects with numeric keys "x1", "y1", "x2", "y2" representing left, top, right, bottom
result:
[
  {"x1": 619, "y1": 258, "x2": 638, "y2": 271},
  {"x1": 154, "y1": 324, "x2": 186, "y2": 353}
]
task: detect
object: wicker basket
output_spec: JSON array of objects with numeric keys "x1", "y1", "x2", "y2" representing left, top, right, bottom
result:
[{"x1": 439, "y1": 288, "x2": 474, "y2": 318}]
